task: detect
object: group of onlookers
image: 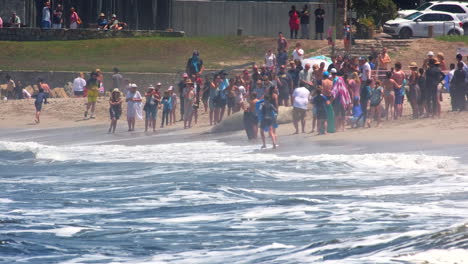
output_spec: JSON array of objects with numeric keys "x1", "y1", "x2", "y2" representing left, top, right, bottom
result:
[
  {"x1": 288, "y1": 4, "x2": 325, "y2": 40},
  {"x1": 0, "y1": 1, "x2": 126, "y2": 30}
]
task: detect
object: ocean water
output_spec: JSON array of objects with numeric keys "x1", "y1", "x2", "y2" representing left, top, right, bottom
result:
[{"x1": 0, "y1": 140, "x2": 468, "y2": 264}]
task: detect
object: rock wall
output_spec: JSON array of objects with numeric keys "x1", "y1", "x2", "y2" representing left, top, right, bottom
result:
[{"x1": 0, "y1": 28, "x2": 184, "y2": 41}]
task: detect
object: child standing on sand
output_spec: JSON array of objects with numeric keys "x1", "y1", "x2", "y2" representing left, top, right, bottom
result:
[
  {"x1": 161, "y1": 90, "x2": 172, "y2": 128},
  {"x1": 33, "y1": 87, "x2": 48, "y2": 124},
  {"x1": 108, "y1": 88, "x2": 122, "y2": 133}
]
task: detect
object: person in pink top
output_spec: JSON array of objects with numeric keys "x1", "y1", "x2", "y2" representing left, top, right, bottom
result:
[
  {"x1": 0, "y1": 16, "x2": 3, "y2": 28},
  {"x1": 69, "y1": 7, "x2": 80, "y2": 29},
  {"x1": 347, "y1": 72, "x2": 361, "y2": 100}
]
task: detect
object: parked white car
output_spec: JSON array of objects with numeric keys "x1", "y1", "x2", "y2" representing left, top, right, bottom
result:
[
  {"x1": 384, "y1": 11, "x2": 464, "y2": 38},
  {"x1": 397, "y1": 1, "x2": 468, "y2": 32}
]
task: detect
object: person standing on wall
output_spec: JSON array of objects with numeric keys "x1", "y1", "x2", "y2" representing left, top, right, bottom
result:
[
  {"x1": 69, "y1": 7, "x2": 81, "y2": 29},
  {"x1": 288, "y1": 5, "x2": 300, "y2": 39},
  {"x1": 300, "y1": 5, "x2": 310, "y2": 39},
  {"x1": 42, "y1": 1, "x2": 51, "y2": 29},
  {"x1": 314, "y1": 5, "x2": 325, "y2": 40},
  {"x1": 52, "y1": 4, "x2": 63, "y2": 29}
]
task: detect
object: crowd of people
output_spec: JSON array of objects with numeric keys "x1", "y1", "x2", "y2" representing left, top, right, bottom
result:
[
  {"x1": 2, "y1": 29, "x2": 468, "y2": 149},
  {"x1": 0, "y1": 1, "x2": 127, "y2": 30}
]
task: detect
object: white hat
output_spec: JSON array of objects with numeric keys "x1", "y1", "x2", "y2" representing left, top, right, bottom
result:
[
  {"x1": 130, "y1": 83, "x2": 138, "y2": 88},
  {"x1": 148, "y1": 85, "x2": 155, "y2": 90},
  {"x1": 330, "y1": 68, "x2": 337, "y2": 74},
  {"x1": 168, "y1": 86, "x2": 174, "y2": 91},
  {"x1": 427, "y1": 51, "x2": 434, "y2": 56},
  {"x1": 156, "y1": 82, "x2": 162, "y2": 86}
]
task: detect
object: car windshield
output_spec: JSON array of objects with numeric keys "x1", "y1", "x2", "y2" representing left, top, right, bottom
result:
[
  {"x1": 404, "y1": 12, "x2": 422, "y2": 20},
  {"x1": 416, "y1": 2, "x2": 432, "y2": 11}
]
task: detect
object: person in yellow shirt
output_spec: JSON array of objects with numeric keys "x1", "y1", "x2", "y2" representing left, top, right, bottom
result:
[{"x1": 85, "y1": 72, "x2": 99, "y2": 119}]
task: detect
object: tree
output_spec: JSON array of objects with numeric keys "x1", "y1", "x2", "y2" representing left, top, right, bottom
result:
[{"x1": 352, "y1": 0, "x2": 397, "y2": 27}]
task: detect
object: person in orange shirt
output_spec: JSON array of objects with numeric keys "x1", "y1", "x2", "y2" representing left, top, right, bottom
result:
[{"x1": 378, "y1": 47, "x2": 391, "y2": 78}]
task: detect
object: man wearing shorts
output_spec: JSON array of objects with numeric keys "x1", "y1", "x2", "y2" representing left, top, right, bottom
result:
[{"x1": 292, "y1": 86, "x2": 310, "y2": 134}]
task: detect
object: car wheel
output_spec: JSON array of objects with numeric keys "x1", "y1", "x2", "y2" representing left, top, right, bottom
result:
[
  {"x1": 448, "y1": 29, "x2": 460, "y2": 36},
  {"x1": 399, "y1": 28, "x2": 412, "y2": 39}
]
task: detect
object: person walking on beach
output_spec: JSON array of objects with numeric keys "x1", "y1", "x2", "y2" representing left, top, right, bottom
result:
[
  {"x1": 108, "y1": 89, "x2": 122, "y2": 133},
  {"x1": 33, "y1": 87, "x2": 48, "y2": 124},
  {"x1": 300, "y1": 5, "x2": 310, "y2": 39},
  {"x1": 84, "y1": 72, "x2": 99, "y2": 119},
  {"x1": 126, "y1": 83, "x2": 143, "y2": 131},
  {"x1": 451, "y1": 62, "x2": 467, "y2": 111},
  {"x1": 258, "y1": 95, "x2": 278, "y2": 149},
  {"x1": 143, "y1": 85, "x2": 159, "y2": 132},
  {"x1": 73, "y1": 72, "x2": 86, "y2": 97},
  {"x1": 42, "y1": 1, "x2": 51, "y2": 29},
  {"x1": 289, "y1": 5, "x2": 300, "y2": 39},
  {"x1": 292, "y1": 86, "x2": 310, "y2": 134},
  {"x1": 161, "y1": 90, "x2": 172, "y2": 128},
  {"x1": 314, "y1": 5, "x2": 325, "y2": 40}
]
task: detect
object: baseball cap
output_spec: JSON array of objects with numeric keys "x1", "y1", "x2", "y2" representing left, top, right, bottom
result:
[
  {"x1": 427, "y1": 51, "x2": 434, "y2": 56},
  {"x1": 323, "y1": 71, "x2": 329, "y2": 77},
  {"x1": 148, "y1": 85, "x2": 155, "y2": 90},
  {"x1": 168, "y1": 86, "x2": 174, "y2": 91},
  {"x1": 330, "y1": 68, "x2": 337, "y2": 74},
  {"x1": 156, "y1": 82, "x2": 162, "y2": 86}
]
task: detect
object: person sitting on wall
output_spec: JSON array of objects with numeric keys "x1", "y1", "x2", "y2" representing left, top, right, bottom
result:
[
  {"x1": 10, "y1": 12, "x2": 21, "y2": 28},
  {"x1": 104, "y1": 14, "x2": 124, "y2": 30},
  {"x1": 97, "y1": 13, "x2": 108, "y2": 30}
]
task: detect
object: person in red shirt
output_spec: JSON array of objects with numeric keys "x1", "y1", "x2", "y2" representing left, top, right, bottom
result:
[{"x1": 289, "y1": 6, "x2": 300, "y2": 39}]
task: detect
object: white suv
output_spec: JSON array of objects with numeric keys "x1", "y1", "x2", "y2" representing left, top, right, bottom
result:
[
  {"x1": 384, "y1": 11, "x2": 464, "y2": 38},
  {"x1": 398, "y1": 1, "x2": 468, "y2": 32}
]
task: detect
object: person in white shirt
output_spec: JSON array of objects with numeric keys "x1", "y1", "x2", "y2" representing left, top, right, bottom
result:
[
  {"x1": 299, "y1": 63, "x2": 314, "y2": 89},
  {"x1": 292, "y1": 42, "x2": 304, "y2": 62},
  {"x1": 360, "y1": 56, "x2": 372, "y2": 85},
  {"x1": 72, "y1": 72, "x2": 87, "y2": 97},
  {"x1": 264, "y1": 49, "x2": 277, "y2": 71},
  {"x1": 292, "y1": 86, "x2": 310, "y2": 134}
]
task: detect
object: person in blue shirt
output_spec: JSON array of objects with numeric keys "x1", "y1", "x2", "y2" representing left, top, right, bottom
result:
[
  {"x1": 33, "y1": 87, "x2": 48, "y2": 124},
  {"x1": 97, "y1": 13, "x2": 108, "y2": 30},
  {"x1": 359, "y1": 79, "x2": 372, "y2": 127},
  {"x1": 312, "y1": 88, "x2": 328, "y2": 134},
  {"x1": 256, "y1": 95, "x2": 278, "y2": 149},
  {"x1": 161, "y1": 90, "x2": 173, "y2": 128},
  {"x1": 350, "y1": 97, "x2": 363, "y2": 128}
]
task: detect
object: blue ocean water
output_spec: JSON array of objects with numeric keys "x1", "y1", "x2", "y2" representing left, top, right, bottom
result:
[{"x1": 0, "y1": 140, "x2": 467, "y2": 264}]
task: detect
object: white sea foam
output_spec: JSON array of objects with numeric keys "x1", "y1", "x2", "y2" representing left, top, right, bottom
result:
[
  {"x1": 396, "y1": 249, "x2": 468, "y2": 264},
  {"x1": 0, "y1": 141, "x2": 462, "y2": 174},
  {"x1": 0, "y1": 198, "x2": 14, "y2": 203},
  {"x1": 7, "y1": 226, "x2": 87, "y2": 237}
]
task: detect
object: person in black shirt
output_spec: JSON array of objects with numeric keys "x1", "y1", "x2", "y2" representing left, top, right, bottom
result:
[
  {"x1": 425, "y1": 59, "x2": 445, "y2": 118},
  {"x1": 300, "y1": 5, "x2": 310, "y2": 39},
  {"x1": 186, "y1": 51, "x2": 204, "y2": 76},
  {"x1": 451, "y1": 62, "x2": 467, "y2": 111},
  {"x1": 178, "y1": 73, "x2": 190, "y2": 121},
  {"x1": 314, "y1": 5, "x2": 325, "y2": 40}
]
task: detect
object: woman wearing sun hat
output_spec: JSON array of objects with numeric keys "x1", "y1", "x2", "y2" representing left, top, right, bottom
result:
[
  {"x1": 407, "y1": 62, "x2": 421, "y2": 119},
  {"x1": 108, "y1": 88, "x2": 122, "y2": 133},
  {"x1": 126, "y1": 83, "x2": 143, "y2": 131}
]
